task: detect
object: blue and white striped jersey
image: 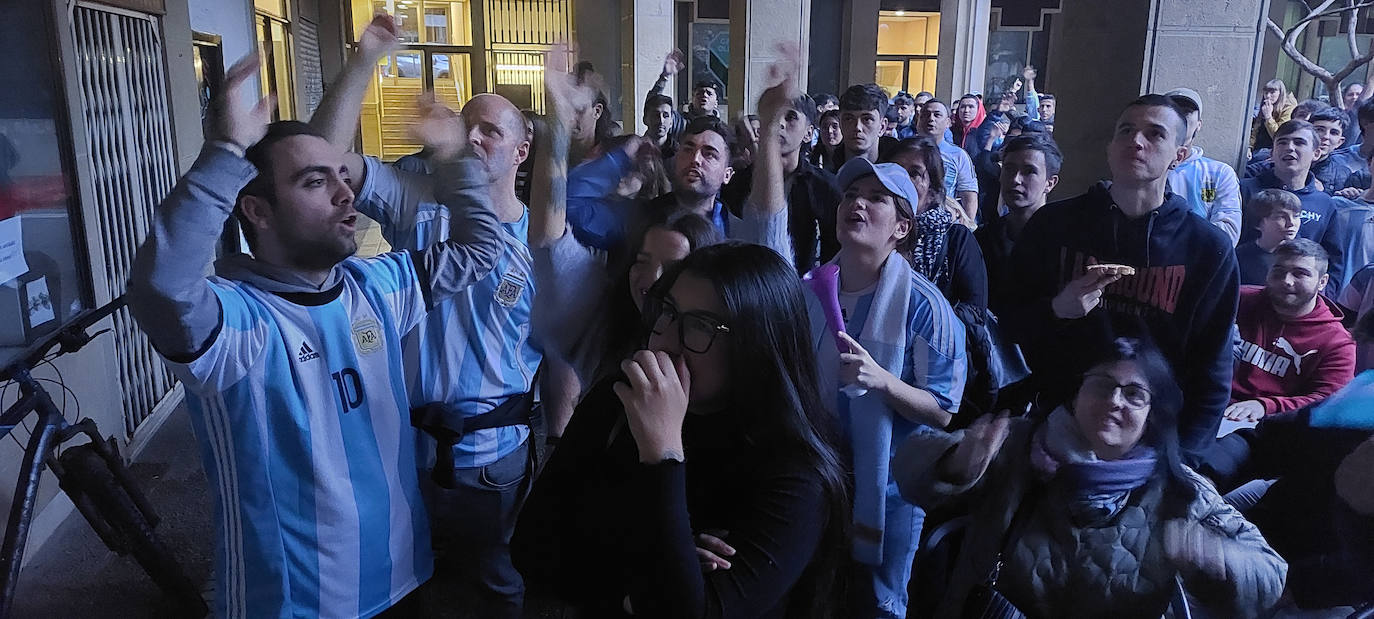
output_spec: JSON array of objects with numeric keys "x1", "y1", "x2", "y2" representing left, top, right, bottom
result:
[
  {"x1": 355, "y1": 157, "x2": 538, "y2": 467},
  {"x1": 170, "y1": 253, "x2": 433, "y2": 619}
]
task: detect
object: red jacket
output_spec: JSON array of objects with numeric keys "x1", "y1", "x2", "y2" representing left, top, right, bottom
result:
[{"x1": 1232, "y1": 286, "x2": 1357, "y2": 414}]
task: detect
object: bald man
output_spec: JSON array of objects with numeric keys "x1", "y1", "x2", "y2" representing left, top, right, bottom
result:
[{"x1": 312, "y1": 16, "x2": 537, "y2": 617}]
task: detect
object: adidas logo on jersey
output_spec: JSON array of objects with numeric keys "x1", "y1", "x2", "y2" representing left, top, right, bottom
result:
[{"x1": 298, "y1": 341, "x2": 320, "y2": 363}]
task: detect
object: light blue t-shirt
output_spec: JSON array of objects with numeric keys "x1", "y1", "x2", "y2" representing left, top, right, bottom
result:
[
  {"x1": 937, "y1": 140, "x2": 979, "y2": 198},
  {"x1": 836, "y1": 274, "x2": 967, "y2": 455},
  {"x1": 172, "y1": 253, "x2": 433, "y2": 618}
]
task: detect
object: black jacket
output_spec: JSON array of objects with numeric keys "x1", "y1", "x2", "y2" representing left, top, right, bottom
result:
[
  {"x1": 721, "y1": 158, "x2": 842, "y2": 274},
  {"x1": 1003, "y1": 182, "x2": 1240, "y2": 456},
  {"x1": 512, "y1": 381, "x2": 836, "y2": 619},
  {"x1": 1199, "y1": 407, "x2": 1374, "y2": 609}
]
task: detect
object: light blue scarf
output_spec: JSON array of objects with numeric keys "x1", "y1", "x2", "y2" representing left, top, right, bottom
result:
[{"x1": 808, "y1": 250, "x2": 913, "y2": 565}]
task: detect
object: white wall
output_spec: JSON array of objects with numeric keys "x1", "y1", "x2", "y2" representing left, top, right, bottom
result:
[{"x1": 189, "y1": 0, "x2": 259, "y2": 96}]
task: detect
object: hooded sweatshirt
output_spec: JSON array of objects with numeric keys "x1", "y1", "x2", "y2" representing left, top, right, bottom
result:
[
  {"x1": 1239, "y1": 168, "x2": 1335, "y2": 244},
  {"x1": 1245, "y1": 146, "x2": 1368, "y2": 196},
  {"x1": 1232, "y1": 286, "x2": 1356, "y2": 414},
  {"x1": 1168, "y1": 147, "x2": 1242, "y2": 245},
  {"x1": 1004, "y1": 182, "x2": 1239, "y2": 455},
  {"x1": 1323, "y1": 195, "x2": 1374, "y2": 298},
  {"x1": 951, "y1": 98, "x2": 986, "y2": 150}
]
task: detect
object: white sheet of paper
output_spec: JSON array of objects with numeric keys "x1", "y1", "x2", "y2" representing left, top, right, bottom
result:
[
  {"x1": 0, "y1": 216, "x2": 27, "y2": 285},
  {"x1": 1217, "y1": 418, "x2": 1259, "y2": 438}
]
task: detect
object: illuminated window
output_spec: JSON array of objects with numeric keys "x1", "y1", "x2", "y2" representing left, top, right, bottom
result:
[
  {"x1": 875, "y1": 11, "x2": 939, "y2": 96},
  {"x1": 256, "y1": 13, "x2": 295, "y2": 120}
]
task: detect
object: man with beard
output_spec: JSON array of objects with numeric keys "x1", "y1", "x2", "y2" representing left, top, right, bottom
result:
[
  {"x1": 1228, "y1": 239, "x2": 1356, "y2": 421},
  {"x1": 309, "y1": 16, "x2": 539, "y2": 617},
  {"x1": 126, "y1": 52, "x2": 501, "y2": 617},
  {"x1": 644, "y1": 93, "x2": 679, "y2": 159},
  {"x1": 647, "y1": 116, "x2": 737, "y2": 235},
  {"x1": 917, "y1": 99, "x2": 980, "y2": 221}
]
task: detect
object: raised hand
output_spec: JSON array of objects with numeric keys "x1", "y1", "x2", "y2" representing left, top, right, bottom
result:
[
  {"x1": 544, "y1": 43, "x2": 595, "y2": 124},
  {"x1": 1051, "y1": 270, "x2": 1122, "y2": 319},
  {"x1": 1022, "y1": 65, "x2": 1037, "y2": 82},
  {"x1": 662, "y1": 49, "x2": 686, "y2": 78},
  {"x1": 756, "y1": 42, "x2": 801, "y2": 117},
  {"x1": 213, "y1": 54, "x2": 276, "y2": 152},
  {"x1": 614, "y1": 350, "x2": 692, "y2": 464},
  {"x1": 941, "y1": 412, "x2": 1012, "y2": 486},
  {"x1": 410, "y1": 91, "x2": 467, "y2": 161},
  {"x1": 358, "y1": 13, "x2": 400, "y2": 61}
]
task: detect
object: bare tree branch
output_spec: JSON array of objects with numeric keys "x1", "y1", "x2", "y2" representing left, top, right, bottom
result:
[
  {"x1": 1348, "y1": 0, "x2": 1361, "y2": 62},
  {"x1": 1266, "y1": 0, "x2": 1374, "y2": 107}
]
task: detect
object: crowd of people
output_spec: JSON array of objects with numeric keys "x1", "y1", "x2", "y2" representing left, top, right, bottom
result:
[{"x1": 122, "y1": 13, "x2": 1374, "y2": 619}]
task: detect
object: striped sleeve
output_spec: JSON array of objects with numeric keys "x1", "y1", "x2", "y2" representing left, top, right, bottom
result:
[
  {"x1": 167, "y1": 280, "x2": 270, "y2": 395},
  {"x1": 904, "y1": 278, "x2": 968, "y2": 413},
  {"x1": 352, "y1": 252, "x2": 427, "y2": 335}
]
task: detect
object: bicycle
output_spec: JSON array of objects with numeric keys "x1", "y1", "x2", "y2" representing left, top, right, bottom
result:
[{"x1": 0, "y1": 296, "x2": 206, "y2": 617}]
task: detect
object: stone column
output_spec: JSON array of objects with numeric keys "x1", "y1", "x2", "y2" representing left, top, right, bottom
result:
[
  {"x1": 935, "y1": 0, "x2": 992, "y2": 100},
  {"x1": 1044, "y1": 0, "x2": 1153, "y2": 198},
  {"x1": 841, "y1": 0, "x2": 879, "y2": 90},
  {"x1": 729, "y1": 0, "x2": 811, "y2": 116},
  {"x1": 575, "y1": 0, "x2": 623, "y2": 127},
  {"x1": 621, "y1": 0, "x2": 673, "y2": 135},
  {"x1": 1141, "y1": 0, "x2": 1270, "y2": 170}
]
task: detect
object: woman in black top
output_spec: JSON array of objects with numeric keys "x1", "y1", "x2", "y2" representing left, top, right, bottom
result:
[
  {"x1": 880, "y1": 136, "x2": 989, "y2": 314},
  {"x1": 514, "y1": 242, "x2": 851, "y2": 619}
]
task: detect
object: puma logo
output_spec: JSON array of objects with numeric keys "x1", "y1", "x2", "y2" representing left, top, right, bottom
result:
[{"x1": 1273, "y1": 337, "x2": 1318, "y2": 375}]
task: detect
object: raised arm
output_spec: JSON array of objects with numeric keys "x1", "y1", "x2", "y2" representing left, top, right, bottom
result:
[
  {"x1": 529, "y1": 46, "x2": 583, "y2": 248},
  {"x1": 309, "y1": 13, "x2": 399, "y2": 193},
  {"x1": 645, "y1": 49, "x2": 685, "y2": 110},
  {"x1": 408, "y1": 98, "x2": 502, "y2": 304},
  {"x1": 127, "y1": 54, "x2": 272, "y2": 360},
  {"x1": 730, "y1": 48, "x2": 800, "y2": 262}
]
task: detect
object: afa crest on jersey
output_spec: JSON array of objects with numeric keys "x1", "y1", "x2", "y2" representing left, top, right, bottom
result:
[
  {"x1": 1201, "y1": 178, "x2": 1218, "y2": 203},
  {"x1": 495, "y1": 269, "x2": 526, "y2": 308}
]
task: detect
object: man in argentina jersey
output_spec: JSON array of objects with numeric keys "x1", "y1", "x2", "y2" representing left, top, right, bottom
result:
[
  {"x1": 126, "y1": 54, "x2": 500, "y2": 618},
  {"x1": 310, "y1": 17, "x2": 539, "y2": 617}
]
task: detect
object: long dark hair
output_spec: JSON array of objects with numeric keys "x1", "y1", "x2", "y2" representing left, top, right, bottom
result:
[
  {"x1": 599, "y1": 212, "x2": 721, "y2": 378},
  {"x1": 1070, "y1": 336, "x2": 1194, "y2": 513},
  {"x1": 646, "y1": 242, "x2": 852, "y2": 618}
]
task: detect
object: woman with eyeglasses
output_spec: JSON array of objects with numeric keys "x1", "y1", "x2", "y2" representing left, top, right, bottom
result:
[
  {"x1": 513, "y1": 242, "x2": 852, "y2": 619},
  {"x1": 893, "y1": 336, "x2": 1287, "y2": 619}
]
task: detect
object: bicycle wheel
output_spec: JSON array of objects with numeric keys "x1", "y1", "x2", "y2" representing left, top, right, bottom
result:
[{"x1": 58, "y1": 444, "x2": 207, "y2": 616}]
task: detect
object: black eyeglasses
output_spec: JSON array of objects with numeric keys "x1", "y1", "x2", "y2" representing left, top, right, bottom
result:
[
  {"x1": 649, "y1": 296, "x2": 731, "y2": 354},
  {"x1": 1081, "y1": 374, "x2": 1152, "y2": 410}
]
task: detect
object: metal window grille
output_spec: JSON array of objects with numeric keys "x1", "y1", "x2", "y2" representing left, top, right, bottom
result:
[
  {"x1": 70, "y1": 2, "x2": 180, "y2": 438},
  {"x1": 484, "y1": 0, "x2": 572, "y2": 46}
]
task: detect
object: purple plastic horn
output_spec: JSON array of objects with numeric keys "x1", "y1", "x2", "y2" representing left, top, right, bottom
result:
[
  {"x1": 803, "y1": 264, "x2": 868, "y2": 397},
  {"x1": 803, "y1": 264, "x2": 846, "y2": 352}
]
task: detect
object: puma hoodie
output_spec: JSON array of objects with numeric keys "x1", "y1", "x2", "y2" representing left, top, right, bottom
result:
[{"x1": 1232, "y1": 285, "x2": 1357, "y2": 414}]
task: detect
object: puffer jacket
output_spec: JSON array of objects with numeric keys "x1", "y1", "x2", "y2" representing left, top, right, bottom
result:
[{"x1": 894, "y1": 419, "x2": 1287, "y2": 619}]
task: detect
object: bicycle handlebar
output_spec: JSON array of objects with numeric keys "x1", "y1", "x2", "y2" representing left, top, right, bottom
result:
[{"x1": 0, "y1": 296, "x2": 126, "y2": 383}]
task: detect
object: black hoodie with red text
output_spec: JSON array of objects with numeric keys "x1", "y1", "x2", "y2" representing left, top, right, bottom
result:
[{"x1": 1004, "y1": 182, "x2": 1240, "y2": 456}]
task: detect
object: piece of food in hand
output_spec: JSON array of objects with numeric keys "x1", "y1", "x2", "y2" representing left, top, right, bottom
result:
[{"x1": 1086, "y1": 263, "x2": 1137, "y2": 277}]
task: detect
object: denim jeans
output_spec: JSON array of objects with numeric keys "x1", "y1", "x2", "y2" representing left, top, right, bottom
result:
[
  {"x1": 426, "y1": 440, "x2": 531, "y2": 619},
  {"x1": 854, "y1": 479, "x2": 926, "y2": 619}
]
